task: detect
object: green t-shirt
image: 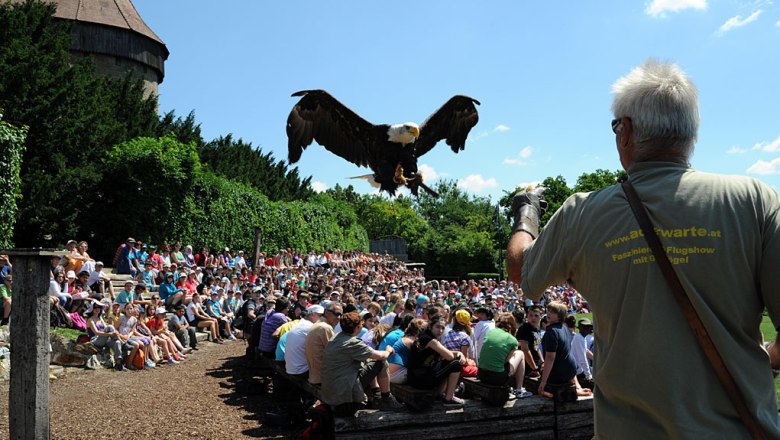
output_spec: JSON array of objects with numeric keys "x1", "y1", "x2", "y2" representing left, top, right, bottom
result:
[
  {"x1": 522, "y1": 162, "x2": 780, "y2": 438},
  {"x1": 0, "y1": 285, "x2": 11, "y2": 299},
  {"x1": 478, "y1": 327, "x2": 518, "y2": 373}
]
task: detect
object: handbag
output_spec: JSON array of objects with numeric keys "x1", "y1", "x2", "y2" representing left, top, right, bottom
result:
[{"x1": 621, "y1": 180, "x2": 766, "y2": 440}]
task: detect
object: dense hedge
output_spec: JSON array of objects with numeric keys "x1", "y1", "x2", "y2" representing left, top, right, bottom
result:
[
  {"x1": 94, "y1": 135, "x2": 367, "y2": 260},
  {"x1": 0, "y1": 114, "x2": 27, "y2": 248}
]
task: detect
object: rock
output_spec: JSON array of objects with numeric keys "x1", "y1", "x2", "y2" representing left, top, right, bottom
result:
[{"x1": 84, "y1": 355, "x2": 101, "y2": 370}]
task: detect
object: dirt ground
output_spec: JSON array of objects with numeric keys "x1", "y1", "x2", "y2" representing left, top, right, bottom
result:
[{"x1": 0, "y1": 340, "x2": 300, "y2": 440}]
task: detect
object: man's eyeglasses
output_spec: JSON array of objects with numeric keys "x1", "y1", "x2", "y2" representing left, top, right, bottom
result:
[
  {"x1": 328, "y1": 310, "x2": 342, "y2": 317},
  {"x1": 611, "y1": 118, "x2": 623, "y2": 134}
]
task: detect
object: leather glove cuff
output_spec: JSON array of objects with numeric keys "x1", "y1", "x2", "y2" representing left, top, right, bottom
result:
[{"x1": 512, "y1": 204, "x2": 540, "y2": 239}]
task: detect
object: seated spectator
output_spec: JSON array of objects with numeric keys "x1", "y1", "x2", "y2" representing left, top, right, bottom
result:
[
  {"x1": 205, "y1": 290, "x2": 234, "y2": 340},
  {"x1": 117, "y1": 303, "x2": 152, "y2": 370},
  {"x1": 320, "y1": 311, "x2": 404, "y2": 416},
  {"x1": 147, "y1": 307, "x2": 188, "y2": 364},
  {"x1": 115, "y1": 281, "x2": 135, "y2": 306},
  {"x1": 86, "y1": 301, "x2": 125, "y2": 370},
  {"x1": 258, "y1": 300, "x2": 290, "y2": 358},
  {"x1": 407, "y1": 315, "x2": 466, "y2": 406},
  {"x1": 135, "y1": 261, "x2": 158, "y2": 292},
  {"x1": 132, "y1": 283, "x2": 152, "y2": 307},
  {"x1": 159, "y1": 272, "x2": 184, "y2": 308},
  {"x1": 285, "y1": 305, "x2": 325, "y2": 377},
  {"x1": 87, "y1": 261, "x2": 114, "y2": 300},
  {"x1": 538, "y1": 301, "x2": 590, "y2": 398},
  {"x1": 168, "y1": 304, "x2": 198, "y2": 350},
  {"x1": 0, "y1": 275, "x2": 11, "y2": 325},
  {"x1": 478, "y1": 313, "x2": 532, "y2": 399},
  {"x1": 49, "y1": 271, "x2": 71, "y2": 309},
  {"x1": 442, "y1": 309, "x2": 478, "y2": 377},
  {"x1": 572, "y1": 318, "x2": 594, "y2": 390},
  {"x1": 386, "y1": 317, "x2": 424, "y2": 384},
  {"x1": 472, "y1": 306, "x2": 495, "y2": 364},
  {"x1": 186, "y1": 293, "x2": 222, "y2": 343},
  {"x1": 0, "y1": 254, "x2": 10, "y2": 285},
  {"x1": 114, "y1": 238, "x2": 141, "y2": 278},
  {"x1": 135, "y1": 307, "x2": 163, "y2": 367},
  {"x1": 75, "y1": 270, "x2": 102, "y2": 301},
  {"x1": 182, "y1": 245, "x2": 195, "y2": 268},
  {"x1": 379, "y1": 300, "x2": 403, "y2": 326},
  {"x1": 305, "y1": 302, "x2": 343, "y2": 386},
  {"x1": 359, "y1": 313, "x2": 380, "y2": 347},
  {"x1": 147, "y1": 245, "x2": 163, "y2": 271}
]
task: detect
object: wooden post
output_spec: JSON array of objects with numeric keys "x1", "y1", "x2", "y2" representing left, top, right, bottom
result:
[
  {"x1": 3, "y1": 248, "x2": 60, "y2": 440},
  {"x1": 253, "y1": 227, "x2": 262, "y2": 268}
]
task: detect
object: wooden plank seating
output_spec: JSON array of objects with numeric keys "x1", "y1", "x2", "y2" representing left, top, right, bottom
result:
[
  {"x1": 332, "y1": 395, "x2": 593, "y2": 440},
  {"x1": 389, "y1": 383, "x2": 436, "y2": 411},
  {"x1": 461, "y1": 376, "x2": 510, "y2": 406}
]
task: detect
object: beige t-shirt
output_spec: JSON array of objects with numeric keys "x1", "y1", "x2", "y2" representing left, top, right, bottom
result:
[
  {"x1": 305, "y1": 321, "x2": 335, "y2": 385},
  {"x1": 522, "y1": 162, "x2": 780, "y2": 438}
]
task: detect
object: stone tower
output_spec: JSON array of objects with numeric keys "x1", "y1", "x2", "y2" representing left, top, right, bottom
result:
[{"x1": 7, "y1": 0, "x2": 168, "y2": 97}]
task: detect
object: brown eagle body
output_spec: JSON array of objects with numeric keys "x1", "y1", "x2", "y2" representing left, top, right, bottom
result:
[{"x1": 286, "y1": 89, "x2": 480, "y2": 196}]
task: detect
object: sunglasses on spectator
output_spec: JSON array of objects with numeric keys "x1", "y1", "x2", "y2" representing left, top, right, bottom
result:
[
  {"x1": 151, "y1": 296, "x2": 160, "y2": 300},
  {"x1": 327, "y1": 310, "x2": 342, "y2": 317}
]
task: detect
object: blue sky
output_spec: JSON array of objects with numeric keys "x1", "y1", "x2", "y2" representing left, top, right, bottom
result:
[{"x1": 134, "y1": 0, "x2": 780, "y2": 201}]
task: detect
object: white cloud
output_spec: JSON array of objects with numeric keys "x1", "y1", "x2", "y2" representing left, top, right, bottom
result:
[
  {"x1": 776, "y1": 19, "x2": 780, "y2": 27},
  {"x1": 494, "y1": 124, "x2": 511, "y2": 133},
  {"x1": 727, "y1": 146, "x2": 747, "y2": 154},
  {"x1": 503, "y1": 146, "x2": 533, "y2": 165},
  {"x1": 417, "y1": 163, "x2": 440, "y2": 181},
  {"x1": 457, "y1": 174, "x2": 498, "y2": 193},
  {"x1": 754, "y1": 135, "x2": 780, "y2": 152},
  {"x1": 645, "y1": 0, "x2": 707, "y2": 18},
  {"x1": 310, "y1": 181, "x2": 328, "y2": 193},
  {"x1": 747, "y1": 157, "x2": 780, "y2": 175},
  {"x1": 718, "y1": 10, "x2": 762, "y2": 34}
]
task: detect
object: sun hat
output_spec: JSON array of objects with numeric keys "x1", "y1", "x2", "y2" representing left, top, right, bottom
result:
[{"x1": 155, "y1": 307, "x2": 166, "y2": 315}]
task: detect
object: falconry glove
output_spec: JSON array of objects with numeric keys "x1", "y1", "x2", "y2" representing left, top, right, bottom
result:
[{"x1": 511, "y1": 187, "x2": 547, "y2": 239}]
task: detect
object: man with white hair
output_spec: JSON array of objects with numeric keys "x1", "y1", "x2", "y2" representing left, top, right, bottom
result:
[{"x1": 507, "y1": 60, "x2": 780, "y2": 437}]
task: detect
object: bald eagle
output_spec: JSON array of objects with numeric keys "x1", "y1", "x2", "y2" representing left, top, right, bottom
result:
[{"x1": 286, "y1": 90, "x2": 480, "y2": 197}]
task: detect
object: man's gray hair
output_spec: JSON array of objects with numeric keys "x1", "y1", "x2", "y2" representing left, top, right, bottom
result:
[{"x1": 611, "y1": 59, "x2": 699, "y2": 161}]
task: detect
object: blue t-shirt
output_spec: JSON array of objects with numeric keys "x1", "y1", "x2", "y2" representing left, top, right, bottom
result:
[
  {"x1": 115, "y1": 289, "x2": 133, "y2": 305},
  {"x1": 390, "y1": 336, "x2": 411, "y2": 366},
  {"x1": 275, "y1": 332, "x2": 289, "y2": 361},
  {"x1": 541, "y1": 322, "x2": 577, "y2": 384}
]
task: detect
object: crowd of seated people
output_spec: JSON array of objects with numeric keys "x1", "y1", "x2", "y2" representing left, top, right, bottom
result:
[{"x1": 5, "y1": 235, "x2": 594, "y2": 392}]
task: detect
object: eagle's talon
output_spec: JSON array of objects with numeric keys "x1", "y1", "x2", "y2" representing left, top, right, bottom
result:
[{"x1": 394, "y1": 165, "x2": 407, "y2": 185}]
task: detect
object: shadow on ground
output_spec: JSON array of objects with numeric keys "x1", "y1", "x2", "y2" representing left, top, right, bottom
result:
[{"x1": 206, "y1": 354, "x2": 307, "y2": 439}]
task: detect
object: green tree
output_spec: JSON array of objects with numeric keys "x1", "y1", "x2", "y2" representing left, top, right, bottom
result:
[
  {"x1": 0, "y1": 1, "x2": 158, "y2": 246},
  {"x1": 573, "y1": 169, "x2": 626, "y2": 193},
  {"x1": 95, "y1": 135, "x2": 201, "y2": 257},
  {"x1": 411, "y1": 180, "x2": 498, "y2": 276},
  {"x1": 0, "y1": 113, "x2": 27, "y2": 248},
  {"x1": 198, "y1": 134, "x2": 314, "y2": 201}
]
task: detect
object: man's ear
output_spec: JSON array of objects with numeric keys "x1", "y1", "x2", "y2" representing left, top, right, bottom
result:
[{"x1": 619, "y1": 117, "x2": 633, "y2": 149}]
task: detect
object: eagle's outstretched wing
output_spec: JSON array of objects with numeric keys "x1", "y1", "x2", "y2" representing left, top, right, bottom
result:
[
  {"x1": 415, "y1": 95, "x2": 480, "y2": 158},
  {"x1": 286, "y1": 90, "x2": 380, "y2": 168}
]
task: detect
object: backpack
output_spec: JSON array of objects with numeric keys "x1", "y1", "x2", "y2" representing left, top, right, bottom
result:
[
  {"x1": 50, "y1": 303, "x2": 74, "y2": 328},
  {"x1": 132, "y1": 348, "x2": 145, "y2": 370},
  {"x1": 69, "y1": 312, "x2": 87, "y2": 331},
  {"x1": 297, "y1": 403, "x2": 334, "y2": 440}
]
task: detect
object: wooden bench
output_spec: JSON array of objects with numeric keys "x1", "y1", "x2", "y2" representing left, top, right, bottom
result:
[
  {"x1": 389, "y1": 383, "x2": 435, "y2": 411},
  {"x1": 461, "y1": 376, "x2": 510, "y2": 406},
  {"x1": 524, "y1": 376, "x2": 578, "y2": 403}
]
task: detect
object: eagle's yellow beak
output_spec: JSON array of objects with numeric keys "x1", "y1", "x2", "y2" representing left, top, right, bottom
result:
[{"x1": 409, "y1": 126, "x2": 420, "y2": 140}]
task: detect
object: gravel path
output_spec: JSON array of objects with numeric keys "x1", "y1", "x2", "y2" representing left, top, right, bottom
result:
[{"x1": 0, "y1": 340, "x2": 296, "y2": 439}]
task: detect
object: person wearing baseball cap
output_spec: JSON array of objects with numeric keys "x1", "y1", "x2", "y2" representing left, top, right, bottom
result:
[{"x1": 284, "y1": 304, "x2": 325, "y2": 378}]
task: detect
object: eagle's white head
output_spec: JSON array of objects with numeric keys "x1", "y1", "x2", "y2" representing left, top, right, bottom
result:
[{"x1": 387, "y1": 123, "x2": 420, "y2": 146}]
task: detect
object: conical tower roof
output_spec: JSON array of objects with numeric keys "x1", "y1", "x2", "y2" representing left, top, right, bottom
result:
[{"x1": 6, "y1": 0, "x2": 165, "y2": 46}]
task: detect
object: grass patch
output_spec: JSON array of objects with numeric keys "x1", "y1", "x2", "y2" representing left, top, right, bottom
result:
[{"x1": 50, "y1": 327, "x2": 86, "y2": 342}]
